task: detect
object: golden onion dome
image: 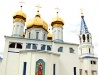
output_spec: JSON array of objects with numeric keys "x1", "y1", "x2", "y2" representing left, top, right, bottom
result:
[
  {"x1": 51, "y1": 9, "x2": 64, "y2": 27},
  {"x1": 51, "y1": 16, "x2": 64, "y2": 27},
  {"x1": 13, "y1": 11, "x2": 26, "y2": 19},
  {"x1": 26, "y1": 12, "x2": 48, "y2": 31},
  {"x1": 13, "y1": 5, "x2": 26, "y2": 22}
]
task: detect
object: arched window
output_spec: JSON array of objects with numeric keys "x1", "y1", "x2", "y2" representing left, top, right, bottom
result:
[
  {"x1": 41, "y1": 45, "x2": 46, "y2": 50},
  {"x1": 87, "y1": 34, "x2": 89, "y2": 42},
  {"x1": 32, "y1": 44, "x2": 37, "y2": 49},
  {"x1": 69, "y1": 47, "x2": 74, "y2": 53},
  {"x1": 58, "y1": 47, "x2": 63, "y2": 52},
  {"x1": 47, "y1": 45, "x2": 51, "y2": 51},
  {"x1": 26, "y1": 43, "x2": 31, "y2": 49},
  {"x1": 9, "y1": 43, "x2": 16, "y2": 48},
  {"x1": 82, "y1": 34, "x2": 85, "y2": 42},
  {"x1": 16, "y1": 43, "x2": 22, "y2": 49}
]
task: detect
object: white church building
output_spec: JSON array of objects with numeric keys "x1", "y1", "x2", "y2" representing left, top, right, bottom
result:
[{"x1": 0, "y1": 2, "x2": 98, "y2": 75}]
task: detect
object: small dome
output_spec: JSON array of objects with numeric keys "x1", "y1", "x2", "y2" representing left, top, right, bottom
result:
[
  {"x1": 26, "y1": 13, "x2": 48, "y2": 31},
  {"x1": 51, "y1": 16, "x2": 64, "y2": 26},
  {"x1": 13, "y1": 10, "x2": 26, "y2": 22},
  {"x1": 47, "y1": 32, "x2": 52, "y2": 40},
  {"x1": 13, "y1": 11, "x2": 26, "y2": 19}
]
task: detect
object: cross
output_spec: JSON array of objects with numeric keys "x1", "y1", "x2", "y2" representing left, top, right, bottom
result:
[
  {"x1": 19, "y1": 0, "x2": 25, "y2": 11},
  {"x1": 55, "y1": 6, "x2": 60, "y2": 13},
  {"x1": 80, "y1": 9, "x2": 84, "y2": 16},
  {"x1": 36, "y1": 4, "x2": 41, "y2": 12}
]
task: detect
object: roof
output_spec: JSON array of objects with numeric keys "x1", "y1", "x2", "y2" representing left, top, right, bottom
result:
[
  {"x1": 4, "y1": 36, "x2": 79, "y2": 46},
  {"x1": 82, "y1": 56, "x2": 98, "y2": 59},
  {"x1": 80, "y1": 15, "x2": 89, "y2": 34}
]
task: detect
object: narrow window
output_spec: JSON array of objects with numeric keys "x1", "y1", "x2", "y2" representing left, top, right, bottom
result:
[
  {"x1": 83, "y1": 34, "x2": 85, "y2": 42},
  {"x1": 85, "y1": 70, "x2": 88, "y2": 75},
  {"x1": 80, "y1": 69, "x2": 82, "y2": 75},
  {"x1": 32, "y1": 44, "x2": 37, "y2": 49},
  {"x1": 89, "y1": 48, "x2": 90, "y2": 54},
  {"x1": 16, "y1": 43, "x2": 22, "y2": 49},
  {"x1": 47, "y1": 45, "x2": 51, "y2": 51},
  {"x1": 91, "y1": 61, "x2": 93, "y2": 64},
  {"x1": 26, "y1": 43, "x2": 31, "y2": 49},
  {"x1": 23, "y1": 62, "x2": 27, "y2": 75},
  {"x1": 53, "y1": 64, "x2": 56, "y2": 75},
  {"x1": 29, "y1": 32, "x2": 30, "y2": 38},
  {"x1": 58, "y1": 47, "x2": 63, "y2": 52},
  {"x1": 36, "y1": 32, "x2": 39, "y2": 39},
  {"x1": 74, "y1": 67, "x2": 76, "y2": 75},
  {"x1": 9, "y1": 43, "x2": 16, "y2": 48},
  {"x1": 43, "y1": 34, "x2": 45, "y2": 40},
  {"x1": 79, "y1": 36, "x2": 81, "y2": 43},
  {"x1": 70, "y1": 48, "x2": 74, "y2": 53},
  {"x1": 87, "y1": 34, "x2": 89, "y2": 42},
  {"x1": 41, "y1": 45, "x2": 46, "y2": 50}
]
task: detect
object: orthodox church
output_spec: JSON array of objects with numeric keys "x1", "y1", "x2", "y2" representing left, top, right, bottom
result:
[{"x1": 0, "y1": 2, "x2": 98, "y2": 75}]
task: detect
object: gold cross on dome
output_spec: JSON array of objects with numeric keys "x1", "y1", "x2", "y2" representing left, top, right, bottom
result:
[
  {"x1": 36, "y1": 4, "x2": 41, "y2": 12},
  {"x1": 80, "y1": 9, "x2": 84, "y2": 16},
  {"x1": 55, "y1": 6, "x2": 60, "y2": 13},
  {"x1": 19, "y1": 0, "x2": 25, "y2": 11}
]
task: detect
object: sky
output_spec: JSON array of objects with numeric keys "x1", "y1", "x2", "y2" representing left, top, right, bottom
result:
[{"x1": 0, "y1": 0, "x2": 98, "y2": 56}]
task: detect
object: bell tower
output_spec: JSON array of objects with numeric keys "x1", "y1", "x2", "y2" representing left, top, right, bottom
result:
[{"x1": 79, "y1": 9, "x2": 94, "y2": 57}]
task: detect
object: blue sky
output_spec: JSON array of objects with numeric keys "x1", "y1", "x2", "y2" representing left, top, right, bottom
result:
[{"x1": 0, "y1": 0, "x2": 98, "y2": 56}]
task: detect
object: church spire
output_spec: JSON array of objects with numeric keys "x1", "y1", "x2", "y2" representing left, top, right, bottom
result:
[{"x1": 80, "y1": 9, "x2": 89, "y2": 35}]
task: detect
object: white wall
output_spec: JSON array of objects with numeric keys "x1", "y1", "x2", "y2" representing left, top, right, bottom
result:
[
  {"x1": 52, "y1": 42, "x2": 79, "y2": 75},
  {"x1": 19, "y1": 51, "x2": 60, "y2": 75},
  {"x1": 0, "y1": 60, "x2": 2, "y2": 75}
]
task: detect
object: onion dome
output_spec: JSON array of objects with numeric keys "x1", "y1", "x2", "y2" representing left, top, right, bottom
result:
[
  {"x1": 13, "y1": 5, "x2": 26, "y2": 22},
  {"x1": 51, "y1": 7, "x2": 64, "y2": 27},
  {"x1": 47, "y1": 29, "x2": 52, "y2": 40},
  {"x1": 26, "y1": 11, "x2": 48, "y2": 31}
]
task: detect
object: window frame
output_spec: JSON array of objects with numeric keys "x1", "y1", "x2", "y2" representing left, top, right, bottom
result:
[{"x1": 58, "y1": 46, "x2": 63, "y2": 52}]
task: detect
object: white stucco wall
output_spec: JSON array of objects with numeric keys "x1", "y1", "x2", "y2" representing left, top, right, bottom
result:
[
  {"x1": 19, "y1": 51, "x2": 60, "y2": 75},
  {"x1": 52, "y1": 42, "x2": 79, "y2": 75},
  {"x1": 0, "y1": 60, "x2": 2, "y2": 75}
]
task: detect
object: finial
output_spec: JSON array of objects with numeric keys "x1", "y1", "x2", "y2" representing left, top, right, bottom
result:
[
  {"x1": 36, "y1": 4, "x2": 41, "y2": 12},
  {"x1": 55, "y1": 6, "x2": 60, "y2": 17},
  {"x1": 81, "y1": 9, "x2": 84, "y2": 17},
  {"x1": 19, "y1": 0, "x2": 25, "y2": 11}
]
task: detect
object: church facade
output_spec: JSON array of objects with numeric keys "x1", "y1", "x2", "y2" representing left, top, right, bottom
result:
[{"x1": 0, "y1": 3, "x2": 98, "y2": 75}]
